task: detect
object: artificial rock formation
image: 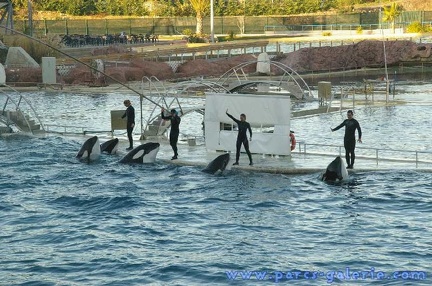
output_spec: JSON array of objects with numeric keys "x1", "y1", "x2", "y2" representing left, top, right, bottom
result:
[
  {"x1": 5, "y1": 40, "x2": 432, "y2": 85},
  {"x1": 278, "y1": 40, "x2": 432, "y2": 73}
]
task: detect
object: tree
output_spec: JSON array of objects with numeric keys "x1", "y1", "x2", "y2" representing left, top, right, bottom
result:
[
  {"x1": 189, "y1": 0, "x2": 208, "y2": 34},
  {"x1": 382, "y1": 2, "x2": 403, "y2": 33}
]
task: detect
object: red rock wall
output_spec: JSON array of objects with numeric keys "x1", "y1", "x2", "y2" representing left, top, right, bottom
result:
[{"x1": 5, "y1": 40, "x2": 432, "y2": 85}]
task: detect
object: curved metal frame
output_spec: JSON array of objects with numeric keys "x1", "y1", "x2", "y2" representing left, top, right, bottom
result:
[
  {"x1": 139, "y1": 61, "x2": 312, "y2": 137},
  {"x1": 140, "y1": 78, "x2": 231, "y2": 137},
  {"x1": 1, "y1": 88, "x2": 45, "y2": 134},
  {"x1": 216, "y1": 60, "x2": 313, "y2": 99}
]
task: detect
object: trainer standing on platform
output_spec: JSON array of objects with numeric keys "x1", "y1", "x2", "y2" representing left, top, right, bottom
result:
[
  {"x1": 331, "y1": 110, "x2": 362, "y2": 169},
  {"x1": 226, "y1": 109, "x2": 253, "y2": 166},
  {"x1": 122, "y1": 99, "x2": 135, "y2": 151},
  {"x1": 161, "y1": 108, "x2": 181, "y2": 160}
]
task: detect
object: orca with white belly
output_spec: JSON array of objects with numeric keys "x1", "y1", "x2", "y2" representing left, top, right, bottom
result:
[
  {"x1": 100, "y1": 138, "x2": 119, "y2": 154},
  {"x1": 202, "y1": 153, "x2": 231, "y2": 174},
  {"x1": 76, "y1": 136, "x2": 101, "y2": 162},
  {"x1": 119, "y1": 142, "x2": 160, "y2": 164},
  {"x1": 321, "y1": 156, "x2": 349, "y2": 182}
]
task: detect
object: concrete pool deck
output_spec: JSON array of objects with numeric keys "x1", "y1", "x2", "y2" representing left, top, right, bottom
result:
[{"x1": 147, "y1": 137, "x2": 432, "y2": 174}]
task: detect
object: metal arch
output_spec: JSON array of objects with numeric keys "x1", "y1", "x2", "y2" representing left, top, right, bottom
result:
[
  {"x1": 142, "y1": 106, "x2": 205, "y2": 137},
  {"x1": 140, "y1": 78, "x2": 225, "y2": 138},
  {"x1": 269, "y1": 61, "x2": 313, "y2": 97},
  {"x1": 141, "y1": 76, "x2": 168, "y2": 97},
  {"x1": 165, "y1": 80, "x2": 231, "y2": 96},
  {"x1": 0, "y1": 0, "x2": 13, "y2": 34},
  {"x1": 178, "y1": 106, "x2": 205, "y2": 117},
  {"x1": 139, "y1": 61, "x2": 314, "y2": 137},
  {"x1": 1, "y1": 88, "x2": 45, "y2": 134},
  {"x1": 140, "y1": 76, "x2": 170, "y2": 139},
  {"x1": 141, "y1": 75, "x2": 169, "y2": 115},
  {"x1": 228, "y1": 80, "x2": 286, "y2": 93},
  {"x1": 174, "y1": 107, "x2": 205, "y2": 136},
  {"x1": 216, "y1": 60, "x2": 313, "y2": 98}
]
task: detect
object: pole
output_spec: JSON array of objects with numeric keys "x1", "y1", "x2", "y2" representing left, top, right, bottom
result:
[
  {"x1": 380, "y1": 2, "x2": 390, "y2": 103},
  {"x1": 140, "y1": 94, "x2": 145, "y2": 140},
  {"x1": 44, "y1": 19, "x2": 48, "y2": 35},
  {"x1": 65, "y1": 19, "x2": 69, "y2": 35},
  {"x1": 210, "y1": 0, "x2": 214, "y2": 43},
  {"x1": 27, "y1": 0, "x2": 33, "y2": 37}
]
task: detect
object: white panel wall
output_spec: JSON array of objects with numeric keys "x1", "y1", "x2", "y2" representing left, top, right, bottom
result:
[
  {"x1": 42, "y1": 57, "x2": 57, "y2": 84},
  {"x1": 205, "y1": 93, "x2": 291, "y2": 156}
]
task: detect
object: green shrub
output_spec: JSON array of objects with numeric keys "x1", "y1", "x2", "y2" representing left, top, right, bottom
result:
[
  {"x1": 182, "y1": 28, "x2": 193, "y2": 36},
  {"x1": 187, "y1": 33, "x2": 210, "y2": 43},
  {"x1": 406, "y1": 21, "x2": 425, "y2": 33}
]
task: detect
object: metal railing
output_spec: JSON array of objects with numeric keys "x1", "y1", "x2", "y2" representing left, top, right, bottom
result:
[
  {"x1": 264, "y1": 24, "x2": 386, "y2": 32},
  {"x1": 297, "y1": 142, "x2": 432, "y2": 168},
  {"x1": 1, "y1": 88, "x2": 45, "y2": 134},
  {"x1": 44, "y1": 124, "x2": 111, "y2": 135},
  {"x1": 19, "y1": 11, "x2": 432, "y2": 36}
]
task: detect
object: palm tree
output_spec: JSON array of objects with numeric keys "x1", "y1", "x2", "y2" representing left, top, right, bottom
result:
[
  {"x1": 382, "y1": 2, "x2": 403, "y2": 33},
  {"x1": 189, "y1": 0, "x2": 208, "y2": 35}
]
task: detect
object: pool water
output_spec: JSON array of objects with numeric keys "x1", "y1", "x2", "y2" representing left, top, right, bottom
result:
[{"x1": 1, "y1": 84, "x2": 432, "y2": 285}]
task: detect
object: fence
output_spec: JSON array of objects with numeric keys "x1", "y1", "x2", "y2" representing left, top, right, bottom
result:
[
  {"x1": 12, "y1": 11, "x2": 432, "y2": 37},
  {"x1": 297, "y1": 143, "x2": 432, "y2": 168}
]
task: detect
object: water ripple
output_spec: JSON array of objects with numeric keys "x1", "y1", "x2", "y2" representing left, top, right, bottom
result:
[{"x1": 2, "y1": 91, "x2": 432, "y2": 285}]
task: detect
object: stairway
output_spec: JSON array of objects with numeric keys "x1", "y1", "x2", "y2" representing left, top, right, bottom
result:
[
  {"x1": 1, "y1": 110, "x2": 42, "y2": 133},
  {"x1": 143, "y1": 115, "x2": 170, "y2": 136},
  {"x1": 283, "y1": 82, "x2": 306, "y2": 99}
]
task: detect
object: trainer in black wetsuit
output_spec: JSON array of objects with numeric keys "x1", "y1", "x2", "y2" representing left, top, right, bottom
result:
[
  {"x1": 161, "y1": 108, "x2": 181, "y2": 160},
  {"x1": 331, "y1": 110, "x2": 362, "y2": 169},
  {"x1": 122, "y1": 99, "x2": 135, "y2": 150},
  {"x1": 226, "y1": 110, "x2": 253, "y2": 166}
]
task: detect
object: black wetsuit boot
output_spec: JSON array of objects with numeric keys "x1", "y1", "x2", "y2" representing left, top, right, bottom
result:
[
  {"x1": 170, "y1": 131, "x2": 179, "y2": 160},
  {"x1": 127, "y1": 126, "x2": 133, "y2": 150},
  {"x1": 345, "y1": 138, "x2": 355, "y2": 169},
  {"x1": 345, "y1": 152, "x2": 351, "y2": 168},
  {"x1": 234, "y1": 140, "x2": 241, "y2": 165},
  {"x1": 350, "y1": 152, "x2": 355, "y2": 169},
  {"x1": 244, "y1": 139, "x2": 253, "y2": 165}
]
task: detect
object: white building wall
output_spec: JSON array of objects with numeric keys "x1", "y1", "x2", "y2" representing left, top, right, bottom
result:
[{"x1": 205, "y1": 93, "x2": 292, "y2": 156}]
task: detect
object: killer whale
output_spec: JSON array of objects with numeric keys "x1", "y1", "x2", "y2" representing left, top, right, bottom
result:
[
  {"x1": 100, "y1": 138, "x2": 119, "y2": 154},
  {"x1": 76, "y1": 136, "x2": 100, "y2": 161},
  {"x1": 321, "y1": 156, "x2": 349, "y2": 182},
  {"x1": 202, "y1": 153, "x2": 231, "y2": 174},
  {"x1": 119, "y1": 142, "x2": 160, "y2": 163}
]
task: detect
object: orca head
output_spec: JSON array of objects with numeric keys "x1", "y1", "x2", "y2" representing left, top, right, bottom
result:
[
  {"x1": 322, "y1": 156, "x2": 348, "y2": 182},
  {"x1": 202, "y1": 153, "x2": 231, "y2": 174},
  {"x1": 141, "y1": 142, "x2": 160, "y2": 163},
  {"x1": 100, "y1": 138, "x2": 119, "y2": 154},
  {"x1": 119, "y1": 142, "x2": 160, "y2": 164},
  {"x1": 76, "y1": 136, "x2": 100, "y2": 161},
  {"x1": 218, "y1": 153, "x2": 231, "y2": 172}
]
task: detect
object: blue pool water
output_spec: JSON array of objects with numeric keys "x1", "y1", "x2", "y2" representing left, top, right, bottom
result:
[
  {"x1": 1, "y1": 135, "x2": 431, "y2": 285},
  {"x1": 1, "y1": 85, "x2": 432, "y2": 285}
]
